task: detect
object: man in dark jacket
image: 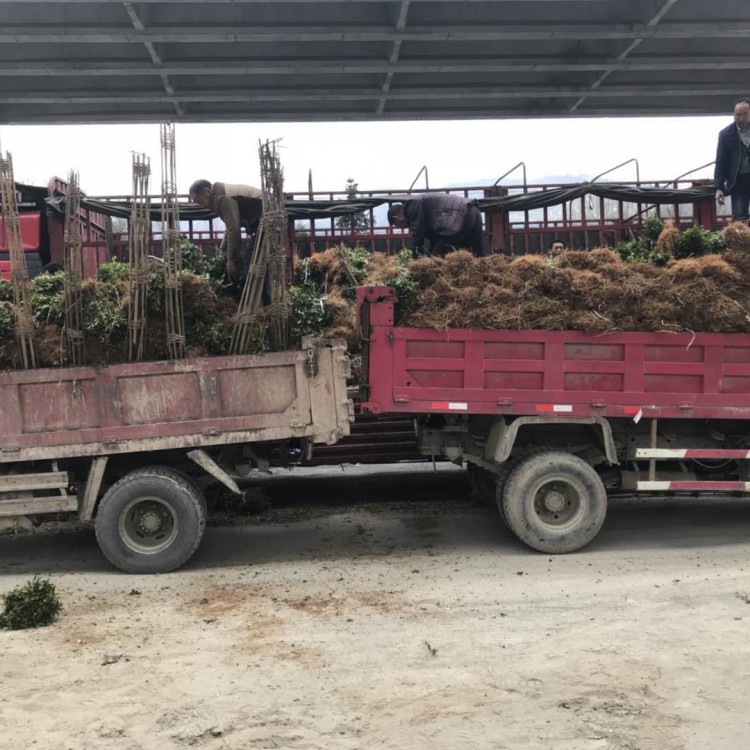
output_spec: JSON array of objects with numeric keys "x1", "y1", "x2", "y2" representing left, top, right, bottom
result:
[
  {"x1": 189, "y1": 179, "x2": 263, "y2": 281},
  {"x1": 714, "y1": 98, "x2": 750, "y2": 222},
  {"x1": 387, "y1": 193, "x2": 485, "y2": 257}
]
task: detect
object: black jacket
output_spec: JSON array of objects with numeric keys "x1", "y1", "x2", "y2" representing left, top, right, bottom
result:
[
  {"x1": 714, "y1": 123, "x2": 750, "y2": 192},
  {"x1": 402, "y1": 193, "x2": 470, "y2": 253}
]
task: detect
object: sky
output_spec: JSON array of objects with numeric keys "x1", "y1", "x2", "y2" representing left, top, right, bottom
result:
[{"x1": 0, "y1": 115, "x2": 730, "y2": 198}]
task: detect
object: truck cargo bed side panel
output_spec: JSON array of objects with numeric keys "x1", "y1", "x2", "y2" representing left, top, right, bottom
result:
[
  {"x1": 0, "y1": 349, "x2": 349, "y2": 462},
  {"x1": 359, "y1": 289, "x2": 750, "y2": 420}
]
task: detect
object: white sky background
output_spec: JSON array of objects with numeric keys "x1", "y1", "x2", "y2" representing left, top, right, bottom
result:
[{"x1": 0, "y1": 115, "x2": 730, "y2": 197}]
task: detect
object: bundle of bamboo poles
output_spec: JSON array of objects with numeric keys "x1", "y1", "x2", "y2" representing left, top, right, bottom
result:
[
  {"x1": 0, "y1": 149, "x2": 36, "y2": 369},
  {"x1": 63, "y1": 170, "x2": 85, "y2": 366},
  {"x1": 230, "y1": 139, "x2": 290, "y2": 355},
  {"x1": 160, "y1": 122, "x2": 186, "y2": 360},
  {"x1": 127, "y1": 153, "x2": 151, "y2": 362}
]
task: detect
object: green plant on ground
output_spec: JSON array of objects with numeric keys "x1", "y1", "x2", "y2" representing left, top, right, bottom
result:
[{"x1": 0, "y1": 576, "x2": 62, "y2": 630}]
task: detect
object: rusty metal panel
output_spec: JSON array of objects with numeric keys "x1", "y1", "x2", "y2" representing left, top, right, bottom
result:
[
  {"x1": 118, "y1": 372, "x2": 202, "y2": 425},
  {"x1": 217, "y1": 364, "x2": 298, "y2": 417},
  {"x1": 0, "y1": 345, "x2": 349, "y2": 463},
  {"x1": 18, "y1": 378, "x2": 101, "y2": 433}
]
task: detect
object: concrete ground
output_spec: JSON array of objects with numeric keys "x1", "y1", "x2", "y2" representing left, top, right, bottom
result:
[{"x1": 1, "y1": 464, "x2": 750, "y2": 750}]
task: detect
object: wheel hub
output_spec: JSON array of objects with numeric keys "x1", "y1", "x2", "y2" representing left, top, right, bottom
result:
[
  {"x1": 139, "y1": 510, "x2": 163, "y2": 534},
  {"x1": 543, "y1": 490, "x2": 567, "y2": 513},
  {"x1": 119, "y1": 495, "x2": 179, "y2": 554}
]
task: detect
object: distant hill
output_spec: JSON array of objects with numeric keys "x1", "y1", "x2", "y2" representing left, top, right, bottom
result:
[{"x1": 447, "y1": 173, "x2": 590, "y2": 189}]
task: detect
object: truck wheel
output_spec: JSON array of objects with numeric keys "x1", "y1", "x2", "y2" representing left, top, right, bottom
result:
[
  {"x1": 466, "y1": 463, "x2": 497, "y2": 507},
  {"x1": 501, "y1": 451, "x2": 607, "y2": 554},
  {"x1": 493, "y1": 455, "x2": 527, "y2": 525},
  {"x1": 493, "y1": 448, "x2": 551, "y2": 525},
  {"x1": 95, "y1": 467, "x2": 207, "y2": 574}
]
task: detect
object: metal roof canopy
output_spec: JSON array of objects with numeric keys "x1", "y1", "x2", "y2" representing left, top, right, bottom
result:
[{"x1": 0, "y1": 0, "x2": 747, "y2": 124}]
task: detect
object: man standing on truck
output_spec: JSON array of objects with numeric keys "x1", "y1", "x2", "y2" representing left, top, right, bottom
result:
[
  {"x1": 387, "y1": 193, "x2": 485, "y2": 257},
  {"x1": 188, "y1": 180, "x2": 263, "y2": 282},
  {"x1": 714, "y1": 98, "x2": 750, "y2": 222}
]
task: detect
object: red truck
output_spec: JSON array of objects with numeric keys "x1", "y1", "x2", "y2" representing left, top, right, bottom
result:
[
  {"x1": 0, "y1": 179, "x2": 108, "y2": 281},
  {"x1": 4, "y1": 285, "x2": 750, "y2": 572},
  {"x1": 358, "y1": 286, "x2": 750, "y2": 554},
  {"x1": 0, "y1": 340, "x2": 351, "y2": 573}
]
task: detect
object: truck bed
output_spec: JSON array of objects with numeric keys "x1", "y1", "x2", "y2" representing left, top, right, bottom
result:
[
  {"x1": 0, "y1": 342, "x2": 351, "y2": 462},
  {"x1": 359, "y1": 287, "x2": 750, "y2": 421}
]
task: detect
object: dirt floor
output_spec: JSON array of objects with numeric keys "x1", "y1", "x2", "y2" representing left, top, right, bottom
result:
[{"x1": 2, "y1": 464, "x2": 750, "y2": 750}]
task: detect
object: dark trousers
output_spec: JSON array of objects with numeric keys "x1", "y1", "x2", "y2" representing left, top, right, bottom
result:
[
  {"x1": 430, "y1": 205, "x2": 485, "y2": 257},
  {"x1": 730, "y1": 174, "x2": 750, "y2": 221}
]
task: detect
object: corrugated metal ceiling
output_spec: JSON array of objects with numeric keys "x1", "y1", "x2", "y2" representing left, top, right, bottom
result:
[{"x1": 0, "y1": 0, "x2": 746, "y2": 123}]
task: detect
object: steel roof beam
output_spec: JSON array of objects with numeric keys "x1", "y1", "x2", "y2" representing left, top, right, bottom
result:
[
  {"x1": 0, "y1": 106, "x2": 728, "y2": 125},
  {"x1": 1, "y1": 23, "x2": 745, "y2": 43},
  {"x1": 569, "y1": 0, "x2": 682, "y2": 113},
  {"x1": 1, "y1": 58, "x2": 749, "y2": 77},
  {"x1": 0, "y1": 58, "x2": 750, "y2": 78},
  {"x1": 0, "y1": 0, "x2": 618, "y2": 4},
  {"x1": 122, "y1": 1, "x2": 183, "y2": 117},
  {"x1": 2, "y1": 86, "x2": 741, "y2": 104},
  {"x1": 377, "y1": 0, "x2": 410, "y2": 115}
]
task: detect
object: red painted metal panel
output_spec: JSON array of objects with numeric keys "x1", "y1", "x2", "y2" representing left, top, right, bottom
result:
[
  {"x1": 359, "y1": 286, "x2": 750, "y2": 420},
  {"x1": 0, "y1": 352, "x2": 317, "y2": 461},
  {"x1": 0, "y1": 211, "x2": 41, "y2": 252},
  {"x1": 0, "y1": 261, "x2": 10, "y2": 280}
]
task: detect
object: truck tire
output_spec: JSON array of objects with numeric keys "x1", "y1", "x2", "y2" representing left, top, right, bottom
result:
[
  {"x1": 501, "y1": 451, "x2": 607, "y2": 554},
  {"x1": 95, "y1": 467, "x2": 207, "y2": 574},
  {"x1": 466, "y1": 463, "x2": 497, "y2": 507},
  {"x1": 468, "y1": 451, "x2": 543, "y2": 518},
  {"x1": 494, "y1": 447, "x2": 553, "y2": 525}
]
